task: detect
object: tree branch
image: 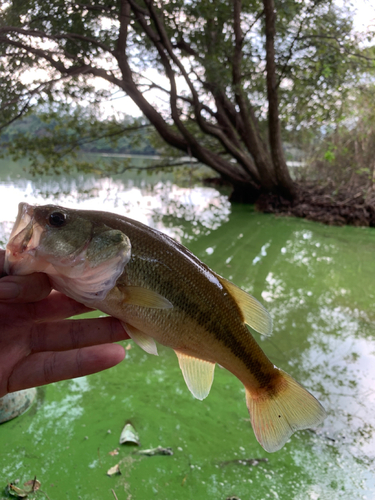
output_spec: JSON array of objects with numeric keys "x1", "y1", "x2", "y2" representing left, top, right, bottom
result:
[
  {"x1": 263, "y1": 0, "x2": 294, "y2": 196},
  {"x1": 300, "y1": 34, "x2": 375, "y2": 63},
  {"x1": 0, "y1": 100, "x2": 31, "y2": 132},
  {"x1": 232, "y1": 0, "x2": 276, "y2": 187},
  {"x1": 0, "y1": 26, "x2": 113, "y2": 55},
  {"x1": 117, "y1": 159, "x2": 199, "y2": 174},
  {"x1": 131, "y1": 0, "x2": 262, "y2": 183},
  {"x1": 277, "y1": 0, "x2": 322, "y2": 85}
]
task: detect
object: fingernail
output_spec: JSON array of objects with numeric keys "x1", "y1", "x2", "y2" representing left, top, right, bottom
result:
[{"x1": 0, "y1": 282, "x2": 20, "y2": 299}]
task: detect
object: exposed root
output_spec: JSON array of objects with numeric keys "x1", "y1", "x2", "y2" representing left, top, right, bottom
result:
[{"x1": 256, "y1": 182, "x2": 375, "y2": 227}]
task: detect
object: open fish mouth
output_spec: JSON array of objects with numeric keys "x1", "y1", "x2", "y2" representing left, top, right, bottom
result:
[
  {"x1": 5, "y1": 203, "x2": 45, "y2": 275},
  {"x1": 5, "y1": 202, "x2": 133, "y2": 304}
]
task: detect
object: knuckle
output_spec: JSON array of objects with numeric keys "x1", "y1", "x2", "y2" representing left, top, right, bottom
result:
[
  {"x1": 43, "y1": 352, "x2": 57, "y2": 383},
  {"x1": 17, "y1": 274, "x2": 51, "y2": 303},
  {"x1": 69, "y1": 321, "x2": 84, "y2": 350},
  {"x1": 30, "y1": 322, "x2": 47, "y2": 352},
  {"x1": 75, "y1": 349, "x2": 85, "y2": 377},
  {"x1": 109, "y1": 317, "x2": 126, "y2": 341},
  {"x1": 109, "y1": 317, "x2": 119, "y2": 342}
]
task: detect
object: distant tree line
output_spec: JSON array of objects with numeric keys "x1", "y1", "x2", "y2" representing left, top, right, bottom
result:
[{"x1": 0, "y1": 111, "x2": 157, "y2": 156}]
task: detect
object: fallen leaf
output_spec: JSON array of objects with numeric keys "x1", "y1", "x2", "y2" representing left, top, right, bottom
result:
[
  {"x1": 107, "y1": 464, "x2": 121, "y2": 477},
  {"x1": 219, "y1": 457, "x2": 268, "y2": 467},
  {"x1": 6, "y1": 477, "x2": 42, "y2": 498},
  {"x1": 135, "y1": 446, "x2": 173, "y2": 456},
  {"x1": 119, "y1": 422, "x2": 140, "y2": 446},
  {"x1": 6, "y1": 483, "x2": 28, "y2": 498},
  {"x1": 24, "y1": 478, "x2": 41, "y2": 492}
]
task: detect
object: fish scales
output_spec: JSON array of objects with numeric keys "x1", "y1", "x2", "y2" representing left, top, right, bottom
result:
[
  {"x1": 5, "y1": 203, "x2": 327, "y2": 453},
  {"x1": 106, "y1": 216, "x2": 275, "y2": 388}
]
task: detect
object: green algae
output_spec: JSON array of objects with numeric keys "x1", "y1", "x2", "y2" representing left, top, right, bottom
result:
[{"x1": 1, "y1": 169, "x2": 375, "y2": 499}]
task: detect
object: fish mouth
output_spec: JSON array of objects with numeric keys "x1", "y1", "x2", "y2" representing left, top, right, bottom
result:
[{"x1": 5, "y1": 203, "x2": 45, "y2": 275}]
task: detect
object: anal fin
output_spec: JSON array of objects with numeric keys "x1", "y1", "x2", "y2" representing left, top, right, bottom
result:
[
  {"x1": 122, "y1": 322, "x2": 158, "y2": 356},
  {"x1": 175, "y1": 351, "x2": 215, "y2": 400}
]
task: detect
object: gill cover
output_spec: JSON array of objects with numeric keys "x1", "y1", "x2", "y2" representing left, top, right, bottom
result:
[{"x1": 5, "y1": 203, "x2": 132, "y2": 305}]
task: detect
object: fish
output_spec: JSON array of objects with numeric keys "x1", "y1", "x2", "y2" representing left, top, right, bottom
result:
[{"x1": 5, "y1": 202, "x2": 326, "y2": 452}]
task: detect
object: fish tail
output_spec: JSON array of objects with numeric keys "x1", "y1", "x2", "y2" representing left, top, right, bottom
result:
[{"x1": 245, "y1": 369, "x2": 326, "y2": 453}]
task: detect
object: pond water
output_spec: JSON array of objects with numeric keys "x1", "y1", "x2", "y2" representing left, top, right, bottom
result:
[{"x1": 0, "y1": 158, "x2": 375, "y2": 499}]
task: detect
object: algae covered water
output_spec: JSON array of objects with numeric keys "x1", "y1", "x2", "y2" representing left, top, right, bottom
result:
[{"x1": 0, "y1": 160, "x2": 375, "y2": 499}]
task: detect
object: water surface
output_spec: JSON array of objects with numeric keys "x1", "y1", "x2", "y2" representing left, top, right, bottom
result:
[{"x1": 0, "y1": 159, "x2": 374, "y2": 499}]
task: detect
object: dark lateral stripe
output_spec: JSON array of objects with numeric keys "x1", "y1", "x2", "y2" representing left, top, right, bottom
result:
[{"x1": 130, "y1": 258, "x2": 274, "y2": 388}]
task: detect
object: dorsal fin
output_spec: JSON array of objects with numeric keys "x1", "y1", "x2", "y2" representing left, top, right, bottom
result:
[
  {"x1": 217, "y1": 276, "x2": 272, "y2": 336},
  {"x1": 175, "y1": 351, "x2": 215, "y2": 400},
  {"x1": 122, "y1": 322, "x2": 158, "y2": 356}
]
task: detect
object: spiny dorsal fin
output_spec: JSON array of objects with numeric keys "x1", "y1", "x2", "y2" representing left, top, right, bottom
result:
[
  {"x1": 175, "y1": 351, "x2": 215, "y2": 400},
  {"x1": 121, "y1": 286, "x2": 173, "y2": 309},
  {"x1": 218, "y1": 276, "x2": 272, "y2": 336},
  {"x1": 122, "y1": 322, "x2": 158, "y2": 356}
]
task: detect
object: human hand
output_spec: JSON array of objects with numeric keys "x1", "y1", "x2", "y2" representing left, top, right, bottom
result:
[{"x1": 0, "y1": 249, "x2": 129, "y2": 398}]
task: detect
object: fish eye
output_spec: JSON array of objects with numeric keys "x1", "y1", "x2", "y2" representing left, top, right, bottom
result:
[{"x1": 48, "y1": 211, "x2": 67, "y2": 227}]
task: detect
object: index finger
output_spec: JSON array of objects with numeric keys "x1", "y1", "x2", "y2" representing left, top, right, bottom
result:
[
  {"x1": 0, "y1": 249, "x2": 53, "y2": 303},
  {"x1": 7, "y1": 344, "x2": 126, "y2": 395},
  {"x1": 0, "y1": 273, "x2": 52, "y2": 303},
  {"x1": 30, "y1": 291, "x2": 94, "y2": 322}
]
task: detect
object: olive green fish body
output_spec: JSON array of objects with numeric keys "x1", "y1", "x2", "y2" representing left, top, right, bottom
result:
[
  {"x1": 5, "y1": 203, "x2": 326, "y2": 452},
  {"x1": 84, "y1": 212, "x2": 276, "y2": 391}
]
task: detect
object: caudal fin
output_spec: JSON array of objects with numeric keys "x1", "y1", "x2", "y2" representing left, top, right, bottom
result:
[{"x1": 245, "y1": 370, "x2": 326, "y2": 453}]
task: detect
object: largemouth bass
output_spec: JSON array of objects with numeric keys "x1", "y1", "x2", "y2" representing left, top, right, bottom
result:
[{"x1": 5, "y1": 203, "x2": 326, "y2": 452}]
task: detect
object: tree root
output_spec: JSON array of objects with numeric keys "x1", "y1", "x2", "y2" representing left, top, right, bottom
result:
[{"x1": 256, "y1": 182, "x2": 375, "y2": 227}]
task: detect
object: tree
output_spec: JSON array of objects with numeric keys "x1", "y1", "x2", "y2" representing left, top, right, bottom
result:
[
  {"x1": 0, "y1": 0, "x2": 371, "y2": 202},
  {"x1": 0, "y1": 105, "x2": 159, "y2": 176}
]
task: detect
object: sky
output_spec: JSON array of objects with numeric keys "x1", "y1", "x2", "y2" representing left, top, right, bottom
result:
[{"x1": 353, "y1": 0, "x2": 375, "y2": 31}]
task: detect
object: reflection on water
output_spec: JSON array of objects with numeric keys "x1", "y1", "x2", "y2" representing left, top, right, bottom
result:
[
  {"x1": 27, "y1": 377, "x2": 91, "y2": 433},
  {"x1": 244, "y1": 220, "x2": 375, "y2": 466},
  {"x1": 307, "y1": 306, "x2": 375, "y2": 458},
  {"x1": 1, "y1": 161, "x2": 375, "y2": 498},
  {"x1": 0, "y1": 173, "x2": 230, "y2": 246}
]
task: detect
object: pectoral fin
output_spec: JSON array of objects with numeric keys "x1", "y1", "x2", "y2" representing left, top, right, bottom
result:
[
  {"x1": 122, "y1": 322, "x2": 158, "y2": 356},
  {"x1": 175, "y1": 351, "x2": 215, "y2": 400},
  {"x1": 121, "y1": 286, "x2": 173, "y2": 309},
  {"x1": 218, "y1": 276, "x2": 272, "y2": 336}
]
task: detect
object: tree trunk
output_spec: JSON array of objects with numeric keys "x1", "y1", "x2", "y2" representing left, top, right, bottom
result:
[
  {"x1": 229, "y1": 182, "x2": 262, "y2": 204},
  {"x1": 263, "y1": 0, "x2": 296, "y2": 200}
]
